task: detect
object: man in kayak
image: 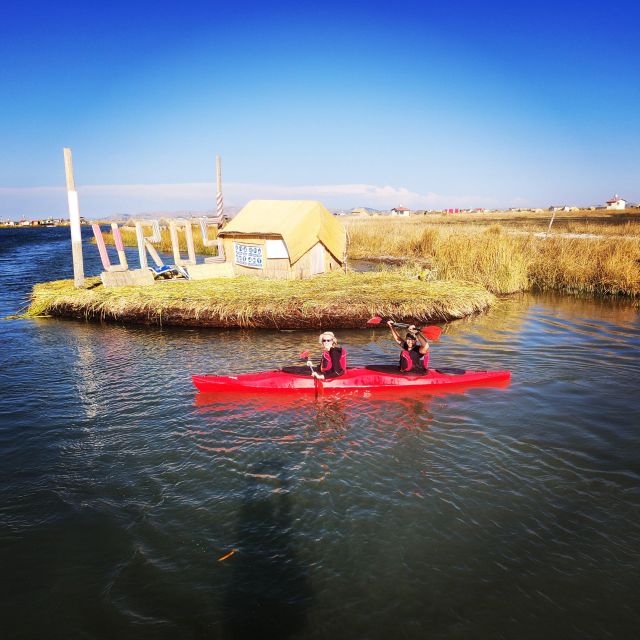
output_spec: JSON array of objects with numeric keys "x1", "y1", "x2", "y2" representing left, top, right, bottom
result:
[
  {"x1": 307, "y1": 331, "x2": 347, "y2": 380},
  {"x1": 387, "y1": 320, "x2": 429, "y2": 373}
]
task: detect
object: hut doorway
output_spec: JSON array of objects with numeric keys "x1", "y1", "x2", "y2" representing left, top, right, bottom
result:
[{"x1": 311, "y1": 243, "x2": 325, "y2": 275}]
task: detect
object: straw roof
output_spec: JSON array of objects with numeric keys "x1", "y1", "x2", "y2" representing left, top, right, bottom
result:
[{"x1": 219, "y1": 200, "x2": 346, "y2": 265}]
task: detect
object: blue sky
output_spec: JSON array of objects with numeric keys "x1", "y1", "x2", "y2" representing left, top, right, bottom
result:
[{"x1": 1, "y1": 0, "x2": 639, "y2": 217}]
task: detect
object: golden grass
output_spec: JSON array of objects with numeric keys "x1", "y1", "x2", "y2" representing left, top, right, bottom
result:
[
  {"x1": 346, "y1": 218, "x2": 640, "y2": 296},
  {"x1": 22, "y1": 271, "x2": 495, "y2": 329},
  {"x1": 529, "y1": 237, "x2": 640, "y2": 295}
]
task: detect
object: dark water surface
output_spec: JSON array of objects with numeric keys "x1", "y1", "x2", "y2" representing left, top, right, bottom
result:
[{"x1": 1, "y1": 228, "x2": 639, "y2": 639}]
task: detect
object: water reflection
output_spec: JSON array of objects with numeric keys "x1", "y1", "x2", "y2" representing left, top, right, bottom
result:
[
  {"x1": 190, "y1": 385, "x2": 512, "y2": 462},
  {"x1": 222, "y1": 460, "x2": 313, "y2": 639}
]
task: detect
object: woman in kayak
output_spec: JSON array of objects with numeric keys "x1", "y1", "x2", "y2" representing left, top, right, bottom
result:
[
  {"x1": 307, "y1": 331, "x2": 347, "y2": 380},
  {"x1": 387, "y1": 320, "x2": 429, "y2": 373}
]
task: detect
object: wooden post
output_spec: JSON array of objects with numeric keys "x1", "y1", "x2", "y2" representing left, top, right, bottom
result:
[
  {"x1": 546, "y1": 211, "x2": 556, "y2": 237},
  {"x1": 64, "y1": 148, "x2": 85, "y2": 287}
]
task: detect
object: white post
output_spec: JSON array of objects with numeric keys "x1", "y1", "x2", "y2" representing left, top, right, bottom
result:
[{"x1": 64, "y1": 148, "x2": 85, "y2": 287}]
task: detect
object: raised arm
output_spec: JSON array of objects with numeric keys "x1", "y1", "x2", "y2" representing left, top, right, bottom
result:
[
  {"x1": 387, "y1": 320, "x2": 403, "y2": 346},
  {"x1": 408, "y1": 325, "x2": 430, "y2": 355}
]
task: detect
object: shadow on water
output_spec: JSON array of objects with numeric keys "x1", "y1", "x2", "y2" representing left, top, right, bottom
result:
[{"x1": 222, "y1": 460, "x2": 313, "y2": 640}]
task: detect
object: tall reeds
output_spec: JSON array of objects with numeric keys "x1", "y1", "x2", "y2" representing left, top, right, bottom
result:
[
  {"x1": 346, "y1": 218, "x2": 640, "y2": 296},
  {"x1": 530, "y1": 237, "x2": 640, "y2": 295}
]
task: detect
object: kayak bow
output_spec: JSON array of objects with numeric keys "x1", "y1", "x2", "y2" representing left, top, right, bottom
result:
[{"x1": 192, "y1": 365, "x2": 510, "y2": 393}]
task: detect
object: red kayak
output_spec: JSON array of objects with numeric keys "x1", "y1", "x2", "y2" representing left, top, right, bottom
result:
[{"x1": 192, "y1": 365, "x2": 511, "y2": 393}]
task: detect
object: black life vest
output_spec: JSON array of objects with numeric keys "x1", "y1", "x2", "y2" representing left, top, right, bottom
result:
[
  {"x1": 320, "y1": 347, "x2": 347, "y2": 378},
  {"x1": 400, "y1": 344, "x2": 429, "y2": 372}
]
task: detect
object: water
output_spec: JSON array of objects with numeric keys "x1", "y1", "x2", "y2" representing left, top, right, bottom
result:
[{"x1": 1, "y1": 228, "x2": 639, "y2": 639}]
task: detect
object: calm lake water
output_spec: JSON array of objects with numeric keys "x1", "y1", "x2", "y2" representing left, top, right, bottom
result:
[{"x1": 1, "y1": 227, "x2": 639, "y2": 639}]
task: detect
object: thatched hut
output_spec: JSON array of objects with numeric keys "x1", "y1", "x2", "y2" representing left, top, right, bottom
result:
[{"x1": 217, "y1": 200, "x2": 346, "y2": 279}]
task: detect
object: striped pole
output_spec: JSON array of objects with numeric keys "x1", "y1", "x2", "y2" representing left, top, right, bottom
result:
[
  {"x1": 216, "y1": 155, "x2": 224, "y2": 218},
  {"x1": 63, "y1": 148, "x2": 85, "y2": 287}
]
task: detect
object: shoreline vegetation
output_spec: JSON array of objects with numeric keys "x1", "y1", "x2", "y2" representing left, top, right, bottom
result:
[
  {"x1": 21, "y1": 272, "x2": 494, "y2": 328},
  {"x1": 18, "y1": 210, "x2": 640, "y2": 327},
  {"x1": 346, "y1": 217, "x2": 640, "y2": 296}
]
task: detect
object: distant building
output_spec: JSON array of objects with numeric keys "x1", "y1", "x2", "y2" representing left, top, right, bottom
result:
[
  {"x1": 391, "y1": 206, "x2": 412, "y2": 217},
  {"x1": 606, "y1": 196, "x2": 627, "y2": 210},
  {"x1": 549, "y1": 205, "x2": 570, "y2": 212}
]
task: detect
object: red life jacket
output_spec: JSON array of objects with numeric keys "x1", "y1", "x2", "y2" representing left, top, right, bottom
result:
[
  {"x1": 400, "y1": 346, "x2": 429, "y2": 372},
  {"x1": 320, "y1": 347, "x2": 347, "y2": 377}
]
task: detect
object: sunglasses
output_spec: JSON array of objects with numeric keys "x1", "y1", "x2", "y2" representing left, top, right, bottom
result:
[{"x1": 322, "y1": 338, "x2": 333, "y2": 343}]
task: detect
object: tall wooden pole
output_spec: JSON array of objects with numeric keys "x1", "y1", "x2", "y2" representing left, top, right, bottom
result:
[
  {"x1": 63, "y1": 148, "x2": 85, "y2": 287},
  {"x1": 216, "y1": 155, "x2": 224, "y2": 218}
]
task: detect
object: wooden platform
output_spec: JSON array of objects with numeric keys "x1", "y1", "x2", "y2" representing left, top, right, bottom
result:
[{"x1": 100, "y1": 268, "x2": 155, "y2": 288}]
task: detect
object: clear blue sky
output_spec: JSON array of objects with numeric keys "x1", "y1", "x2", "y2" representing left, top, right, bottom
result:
[{"x1": 1, "y1": 0, "x2": 639, "y2": 217}]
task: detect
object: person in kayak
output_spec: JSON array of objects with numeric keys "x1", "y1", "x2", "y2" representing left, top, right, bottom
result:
[
  {"x1": 307, "y1": 331, "x2": 347, "y2": 380},
  {"x1": 387, "y1": 320, "x2": 429, "y2": 373}
]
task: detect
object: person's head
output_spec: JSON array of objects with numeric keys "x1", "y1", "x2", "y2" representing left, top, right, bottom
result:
[
  {"x1": 319, "y1": 331, "x2": 337, "y2": 350},
  {"x1": 405, "y1": 332, "x2": 417, "y2": 348}
]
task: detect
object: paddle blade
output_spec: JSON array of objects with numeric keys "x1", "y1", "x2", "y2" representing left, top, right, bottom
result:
[
  {"x1": 421, "y1": 326, "x2": 442, "y2": 341},
  {"x1": 299, "y1": 350, "x2": 311, "y2": 359},
  {"x1": 367, "y1": 316, "x2": 382, "y2": 325}
]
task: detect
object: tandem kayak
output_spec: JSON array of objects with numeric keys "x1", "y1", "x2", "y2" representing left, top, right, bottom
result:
[{"x1": 192, "y1": 365, "x2": 511, "y2": 393}]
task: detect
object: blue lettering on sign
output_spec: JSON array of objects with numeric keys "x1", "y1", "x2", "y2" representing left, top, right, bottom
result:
[{"x1": 234, "y1": 243, "x2": 264, "y2": 269}]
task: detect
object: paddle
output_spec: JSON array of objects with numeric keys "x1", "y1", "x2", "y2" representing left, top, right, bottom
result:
[
  {"x1": 366, "y1": 316, "x2": 442, "y2": 341},
  {"x1": 299, "y1": 350, "x2": 319, "y2": 378}
]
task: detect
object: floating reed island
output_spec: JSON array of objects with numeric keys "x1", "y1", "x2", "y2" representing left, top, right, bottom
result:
[{"x1": 22, "y1": 271, "x2": 495, "y2": 329}]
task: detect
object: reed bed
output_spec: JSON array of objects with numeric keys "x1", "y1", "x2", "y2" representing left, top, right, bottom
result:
[
  {"x1": 23, "y1": 271, "x2": 495, "y2": 329},
  {"x1": 529, "y1": 237, "x2": 640, "y2": 296},
  {"x1": 347, "y1": 219, "x2": 640, "y2": 296}
]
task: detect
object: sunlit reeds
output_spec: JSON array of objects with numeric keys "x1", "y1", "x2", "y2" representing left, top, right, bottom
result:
[
  {"x1": 346, "y1": 218, "x2": 640, "y2": 296},
  {"x1": 22, "y1": 271, "x2": 495, "y2": 328}
]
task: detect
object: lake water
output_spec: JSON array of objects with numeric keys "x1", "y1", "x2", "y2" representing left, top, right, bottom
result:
[{"x1": 1, "y1": 227, "x2": 639, "y2": 639}]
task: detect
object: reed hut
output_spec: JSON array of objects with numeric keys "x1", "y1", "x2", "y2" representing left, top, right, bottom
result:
[{"x1": 217, "y1": 200, "x2": 346, "y2": 279}]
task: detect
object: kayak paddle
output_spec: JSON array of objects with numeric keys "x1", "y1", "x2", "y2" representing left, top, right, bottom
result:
[
  {"x1": 299, "y1": 350, "x2": 319, "y2": 377},
  {"x1": 367, "y1": 316, "x2": 442, "y2": 341}
]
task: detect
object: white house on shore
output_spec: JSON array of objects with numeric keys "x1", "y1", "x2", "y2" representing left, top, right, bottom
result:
[
  {"x1": 391, "y1": 206, "x2": 412, "y2": 217},
  {"x1": 606, "y1": 195, "x2": 627, "y2": 210}
]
